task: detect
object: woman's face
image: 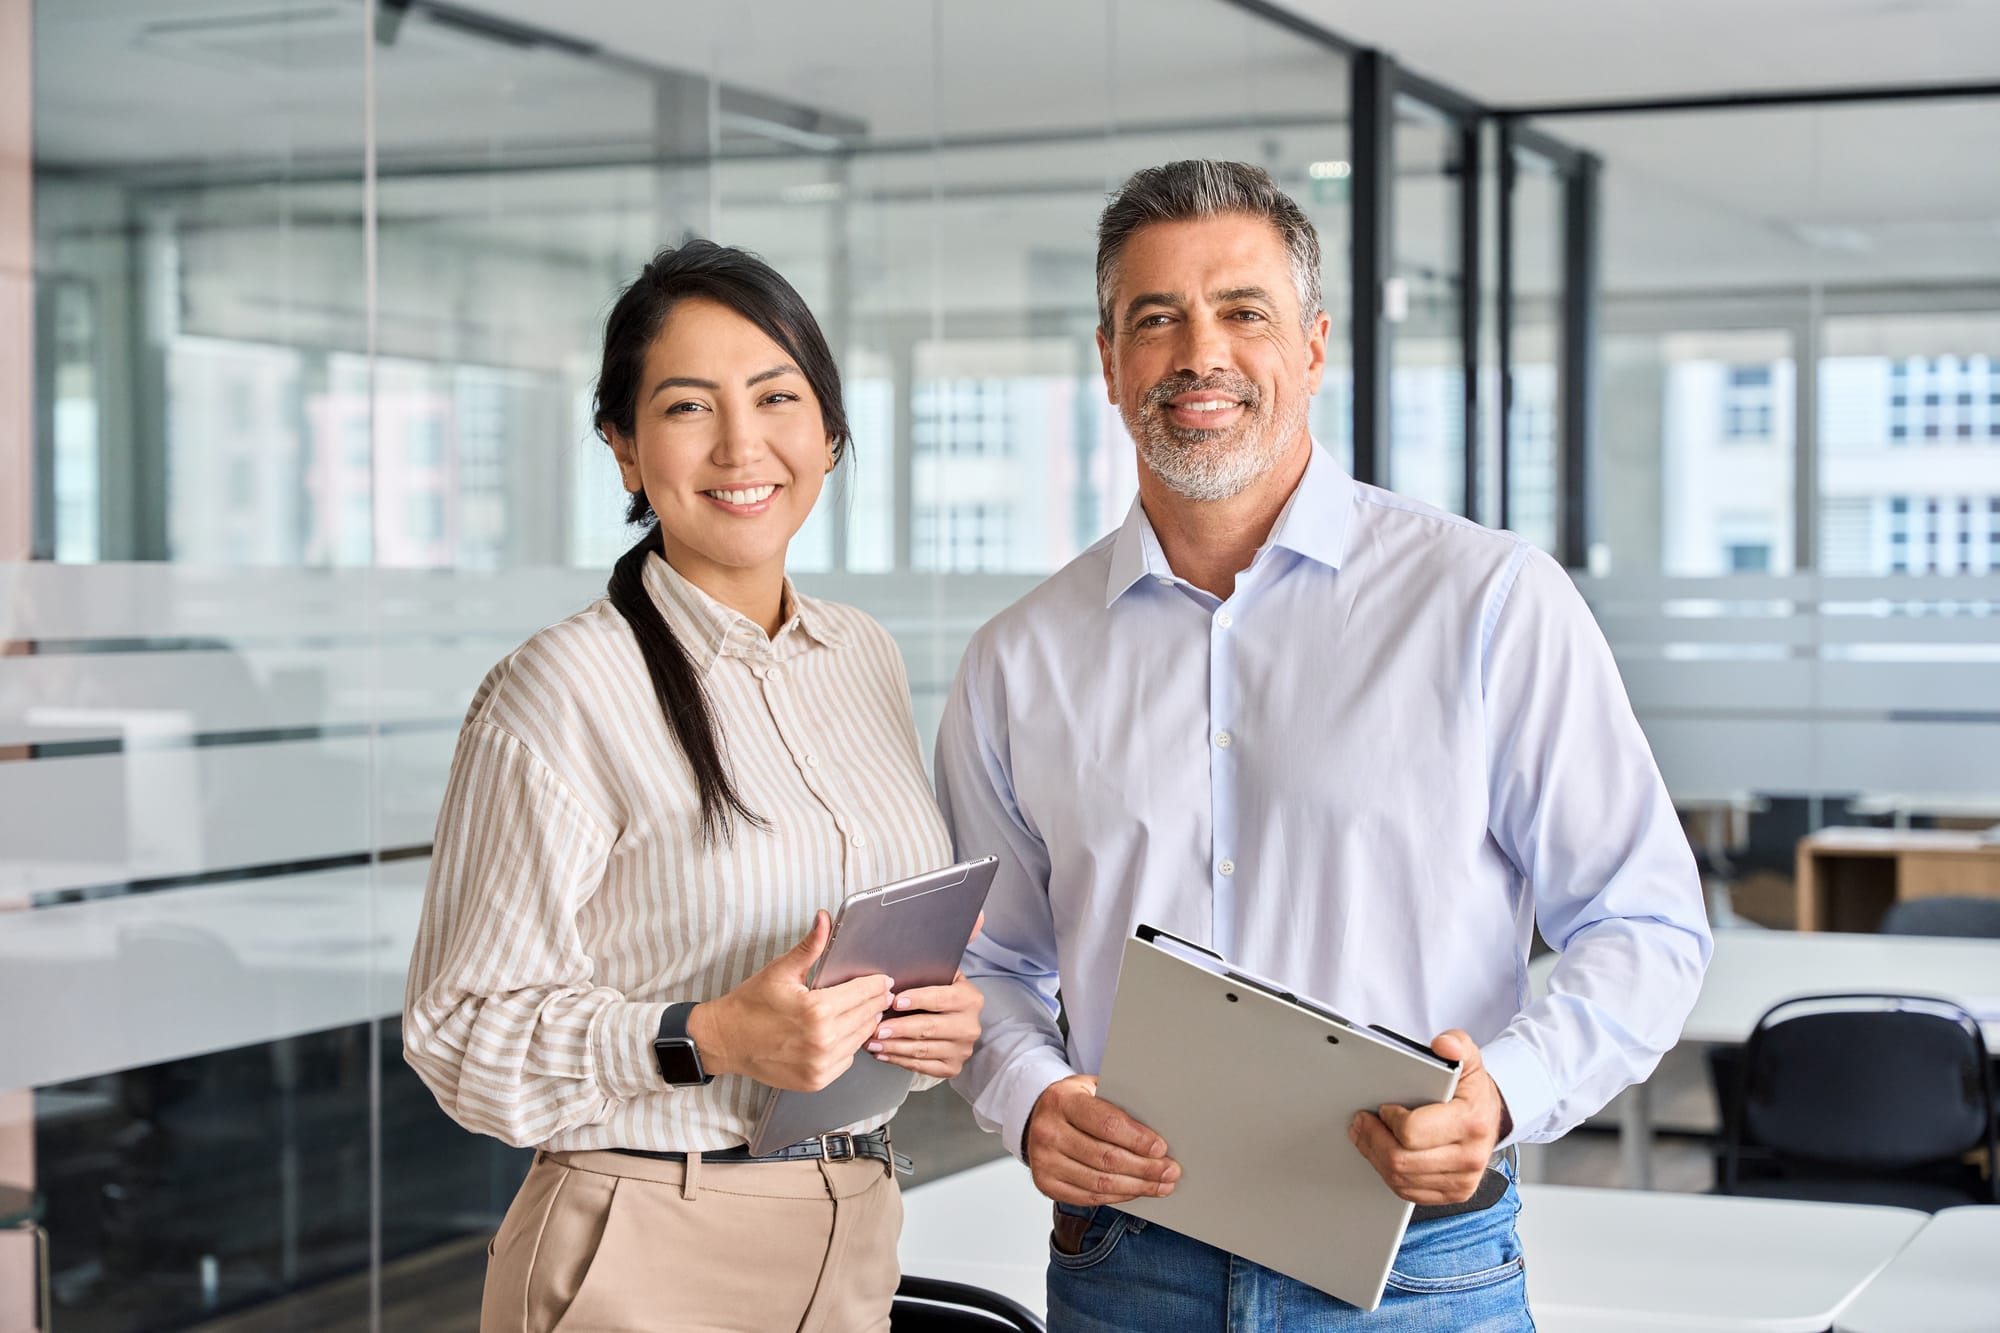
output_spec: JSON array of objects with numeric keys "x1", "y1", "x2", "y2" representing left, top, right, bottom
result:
[{"x1": 608, "y1": 297, "x2": 831, "y2": 593}]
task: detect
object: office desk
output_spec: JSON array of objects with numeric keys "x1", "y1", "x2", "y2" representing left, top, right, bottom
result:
[
  {"x1": 1528, "y1": 930, "x2": 2000, "y2": 1187},
  {"x1": 1520, "y1": 1186, "x2": 1927, "y2": 1332},
  {"x1": 1835, "y1": 1206, "x2": 2000, "y2": 1333},
  {"x1": 1796, "y1": 827, "x2": 2000, "y2": 932},
  {"x1": 1845, "y1": 792, "x2": 2000, "y2": 832},
  {"x1": 898, "y1": 1160, "x2": 1935, "y2": 1331}
]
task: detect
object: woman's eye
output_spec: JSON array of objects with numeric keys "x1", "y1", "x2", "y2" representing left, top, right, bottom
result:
[
  {"x1": 665, "y1": 400, "x2": 707, "y2": 415},
  {"x1": 763, "y1": 391, "x2": 800, "y2": 405}
]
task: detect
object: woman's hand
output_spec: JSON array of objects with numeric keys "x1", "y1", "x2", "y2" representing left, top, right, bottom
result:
[
  {"x1": 687, "y1": 910, "x2": 891, "y2": 1092},
  {"x1": 867, "y1": 972, "x2": 985, "y2": 1078},
  {"x1": 868, "y1": 912, "x2": 988, "y2": 1079}
]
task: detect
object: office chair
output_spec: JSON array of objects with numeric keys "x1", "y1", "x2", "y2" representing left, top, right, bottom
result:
[
  {"x1": 1879, "y1": 895, "x2": 2000, "y2": 940},
  {"x1": 1717, "y1": 993, "x2": 1998, "y2": 1212},
  {"x1": 892, "y1": 1275, "x2": 1046, "y2": 1331}
]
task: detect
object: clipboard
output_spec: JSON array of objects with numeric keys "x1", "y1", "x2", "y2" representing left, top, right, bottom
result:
[{"x1": 1095, "y1": 925, "x2": 1461, "y2": 1312}]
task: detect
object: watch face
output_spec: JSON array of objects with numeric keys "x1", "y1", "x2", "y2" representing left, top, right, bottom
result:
[{"x1": 655, "y1": 1038, "x2": 705, "y2": 1086}]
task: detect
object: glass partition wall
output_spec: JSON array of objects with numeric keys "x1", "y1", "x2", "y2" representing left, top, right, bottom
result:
[
  {"x1": 1539, "y1": 96, "x2": 2000, "y2": 928},
  {"x1": 5, "y1": 2, "x2": 1354, "y2": 1326}
]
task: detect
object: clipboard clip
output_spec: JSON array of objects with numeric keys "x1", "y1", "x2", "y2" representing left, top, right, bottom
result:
[{"x1": 1134, "y1": 923, "x2": 1223, "y2": 959}]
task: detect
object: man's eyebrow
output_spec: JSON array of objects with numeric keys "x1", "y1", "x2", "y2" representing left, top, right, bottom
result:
[
  {"x1": 1122, "y1": 292, "x2": 1184, "y2": 325},
  {"x1": 1214, "y1": 286, "x2": 1277, "y2": 305}
]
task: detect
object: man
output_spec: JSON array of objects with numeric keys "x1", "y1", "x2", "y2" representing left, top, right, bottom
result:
[{"x1": 932, "y1": 160, "x2": 1711, "y2": 1330}]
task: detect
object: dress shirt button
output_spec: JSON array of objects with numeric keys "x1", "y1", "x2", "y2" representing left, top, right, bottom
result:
[
  {"x1": 1216, "y1": 611, "x2": 1233, "y2": 629},
  {"x1": 1157, "y1": 577, "x2": 1174, "y2": 587},
  {"x1": 1213, "y1": 731, "x2": 1232, "y2": 749},
  {"x1": 804, "y1": 753, "x2": 819, "y2": 768},
  {"x1": 1218, "y1": 859, "x2": 1236, "y2": 877},
  {"x1": 767, "y1": 665, "x2": 784, "y2": 683},
  {"x1": 850, "y1": 832, "x2": 867, "y2": 848}
]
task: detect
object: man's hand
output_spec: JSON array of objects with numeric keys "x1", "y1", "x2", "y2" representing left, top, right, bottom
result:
[
  {"x1": 1348, "y1": 1030, "x2": 1511, "y2": 1205},
  {"x1": 1024, "y1": 1074, "x2": 1181, "y2": 1206}
]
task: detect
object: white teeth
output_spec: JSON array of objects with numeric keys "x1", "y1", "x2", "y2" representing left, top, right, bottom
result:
[
  {"x1": 707, "y1": 485, "x2": 776, "y2": 505},
  {"x1": 1181, "y1": 400, "x2": 1238, "y2": 413}
]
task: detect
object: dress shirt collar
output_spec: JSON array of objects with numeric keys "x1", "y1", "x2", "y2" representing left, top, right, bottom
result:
[
  {"x1": 642, "y1": 550, "x2": 844, "y2": 676},
  {"x1": 1103, "y1": 438, "x2": 1354, "y2": 607}
]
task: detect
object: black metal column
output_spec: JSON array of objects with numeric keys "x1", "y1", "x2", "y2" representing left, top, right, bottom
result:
[
  {"x1": 1495, "y1": 120, "x2": 1517, "y2": 533},
  {"x1": 1559, "y1": 153, "x2": 1602, "y2": 569},
  {"x1": 1350, "y1": 49, "x2": 1395, "y2": 488},
  {"x1": 1458, "y1": 120, "x2": 1482, "y2": 522}
]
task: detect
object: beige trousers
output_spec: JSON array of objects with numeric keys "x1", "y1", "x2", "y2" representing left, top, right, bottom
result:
[{"x1": 480, "y1": 1148, "x2": 903, "y2": 1333}]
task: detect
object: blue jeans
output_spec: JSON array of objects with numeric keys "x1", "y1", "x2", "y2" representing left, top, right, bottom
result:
[{"x1": 1045, "y1": 1175, "x2": 1533, "y2": 1331}]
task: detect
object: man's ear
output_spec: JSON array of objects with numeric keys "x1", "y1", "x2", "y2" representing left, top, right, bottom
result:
[{"x1": 1302, "y1": 308, "x2": 1330, "y2": 395}]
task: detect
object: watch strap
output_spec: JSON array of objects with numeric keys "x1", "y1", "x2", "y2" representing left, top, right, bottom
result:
[{"x1": 653, "y1": 1002, "x2": 713, "y2": 1086}]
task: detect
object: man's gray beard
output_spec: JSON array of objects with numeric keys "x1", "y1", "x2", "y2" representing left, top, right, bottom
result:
[{"x1": 1126, "y1": 391, "x2": 1308, "y2": 502}]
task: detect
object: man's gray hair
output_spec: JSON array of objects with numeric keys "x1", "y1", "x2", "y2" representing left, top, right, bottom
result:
[{"x1": 1095, "y1": 159, "x2": 1323, "y2": 335}]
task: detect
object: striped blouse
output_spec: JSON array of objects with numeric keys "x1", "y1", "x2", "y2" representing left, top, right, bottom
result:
[{"x1": 403, "y1": 552, "x2": 952, "y2": 1151}]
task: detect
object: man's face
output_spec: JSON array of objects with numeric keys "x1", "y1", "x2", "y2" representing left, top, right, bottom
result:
[{"x1": 1097, "y1": 213, "x2": 1328, "y2": 502}]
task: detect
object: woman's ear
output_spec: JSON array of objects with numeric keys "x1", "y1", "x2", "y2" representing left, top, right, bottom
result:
[
  {"x1": 824, "y1": 438, "x2": 838, "y2": 475},
  {"x1": 606, "y1": 426, "x2": 645, "y2": 493}
]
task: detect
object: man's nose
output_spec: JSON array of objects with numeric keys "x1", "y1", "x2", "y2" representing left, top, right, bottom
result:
[{"x1": 1176, "y1": 314, "x2": 1232, "y2": 378}]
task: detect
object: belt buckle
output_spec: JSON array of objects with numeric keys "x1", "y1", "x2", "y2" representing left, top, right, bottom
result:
[{"x1": 817, "y1": 1132, "x2": 857, "y2": 1163}]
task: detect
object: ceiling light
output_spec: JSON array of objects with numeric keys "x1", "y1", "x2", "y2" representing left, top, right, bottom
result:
[{"x1": 1308, "y1": 160, "x2": 1352, "y2": 180}]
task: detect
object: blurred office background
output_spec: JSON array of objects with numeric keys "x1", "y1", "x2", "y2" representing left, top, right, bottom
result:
[{"x1": 1, "y1": 1, "x2": 1996, "y2": 1328}]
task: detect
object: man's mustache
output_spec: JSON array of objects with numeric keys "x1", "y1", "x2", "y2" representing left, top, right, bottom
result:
[{"x1": 1141, "y1": 372, "x2": 1261, "y2": 414}]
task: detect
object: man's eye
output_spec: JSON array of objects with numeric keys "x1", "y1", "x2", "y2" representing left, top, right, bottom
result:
[
  {"x1": 1231, "y1": 310, "x2": 1267, "y2": 322},
  {"x1": 1136, "y1": 314, "x2": 1171, "y2": 329}
]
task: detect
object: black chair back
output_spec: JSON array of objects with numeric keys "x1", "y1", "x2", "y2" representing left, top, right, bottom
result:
[
  {"x1": 1879, "y1": 895, "x2": 2000, "y2": 940},
  {"x1": 1722, "y1": 993, "x2": 1998, "y2": 1202},
  {"x1": 893, "y1": 1275, "x2": 1046, "y2": 1332}
]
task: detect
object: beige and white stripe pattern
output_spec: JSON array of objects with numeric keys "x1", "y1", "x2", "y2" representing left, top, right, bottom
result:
[{"x1": 403, "y1": 552, "x2": 951, "y2": 1151}]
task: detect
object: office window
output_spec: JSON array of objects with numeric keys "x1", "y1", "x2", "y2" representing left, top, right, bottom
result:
[
  {"x1": 1726, "y1": 542, "x2": 1772, "y2": 573},
  {"x1": 1723, "y1": 364, "x2": 1775, "y2": 440}
]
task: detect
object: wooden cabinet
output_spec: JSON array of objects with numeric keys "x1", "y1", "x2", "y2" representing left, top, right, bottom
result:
[{"x1": 1795, "y1": 828, "x2": 2000, "y2": 932}]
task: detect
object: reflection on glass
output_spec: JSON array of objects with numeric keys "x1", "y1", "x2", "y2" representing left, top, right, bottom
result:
[
  {"x1": 1390, "y1": 98, "x2": 1464, "y2": 514},
  {"x1": 17, "y1": 0, "x2": 1357, "y2": 1326}
]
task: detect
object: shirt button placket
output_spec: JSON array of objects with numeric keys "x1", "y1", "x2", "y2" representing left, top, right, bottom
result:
[{"x1": 1210, "y1": 602, "x2": 1239, "y2": 959}]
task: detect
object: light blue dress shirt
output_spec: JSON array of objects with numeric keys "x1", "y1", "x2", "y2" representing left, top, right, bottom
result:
[{"x1": 936, "y1": 441, "x2": 1712, "y2": 1159}]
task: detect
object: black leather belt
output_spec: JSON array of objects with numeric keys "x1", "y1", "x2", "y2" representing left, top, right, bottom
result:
[
  {"x1": 612, "y1": 1128, "x2": 913, "y2": 1176},
  {"x1": 1408, "y1": 1164, "x2": 1511, "y2": 1223}
]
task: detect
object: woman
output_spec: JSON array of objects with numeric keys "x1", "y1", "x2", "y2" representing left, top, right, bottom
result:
[{"x1": 403, "y1": 239, "x2": 984, "y2": 1333}]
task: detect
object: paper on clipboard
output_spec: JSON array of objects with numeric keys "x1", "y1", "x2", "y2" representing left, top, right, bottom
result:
[{"x1": 1096, "y1": 926, "x2": 1461, "y2": 1312}]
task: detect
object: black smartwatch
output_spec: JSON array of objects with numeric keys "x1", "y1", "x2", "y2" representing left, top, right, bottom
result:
[{"x1": 653, "y1": 1002, "x2": 713, "y2": 1087}]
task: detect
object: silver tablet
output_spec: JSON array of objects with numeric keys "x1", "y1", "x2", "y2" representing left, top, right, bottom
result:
[{"x1": 746, "y1": 856, "x2": 998, "y2": 1156}]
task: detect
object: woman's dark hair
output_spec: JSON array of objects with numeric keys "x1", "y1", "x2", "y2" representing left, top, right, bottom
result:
[{"x1": 593, "y1": 239, "x2": 850, "y2": 844}]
